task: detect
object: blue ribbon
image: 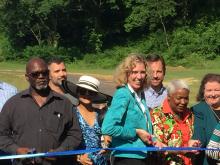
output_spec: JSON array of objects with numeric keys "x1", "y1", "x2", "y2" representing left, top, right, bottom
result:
[{"x1": 0, "y1": 147, "x2": 220, "y2": 160}]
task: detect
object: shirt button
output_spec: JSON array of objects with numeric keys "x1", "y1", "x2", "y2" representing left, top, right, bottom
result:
[{"x1": 39, "y1": 129, "x2": 42, "y2": 132}]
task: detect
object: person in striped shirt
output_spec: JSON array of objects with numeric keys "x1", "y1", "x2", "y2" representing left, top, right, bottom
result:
[
  {"x1": 0, "y1": 81, "x2": 17, "y2": 111},
  {"x1": 0, "y1": 81, "x2": 17, "y2": 165},
  {"x1": 206, "y1": 122, "x2": 220, "y2": 161}
]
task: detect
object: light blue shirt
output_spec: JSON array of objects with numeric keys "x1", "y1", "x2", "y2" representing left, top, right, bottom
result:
[
  {"x1": 0, "y1": 82, "x2": 18, "y2": 111},
  {"x1": 144, "y1": 86, "x2": 167, "y2": 109}
]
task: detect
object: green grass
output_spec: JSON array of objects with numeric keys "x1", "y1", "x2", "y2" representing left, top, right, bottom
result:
[
  {"x1": 0, "y1": 61, "x2": 25, "y2": 70},
  {"x1": 0, "y1": 59, "x2": 219, "y2": 106},
  {"x1": 66, "y1": 63, "x2": 113, "y2": 75},
  {"x1": 164, "y1": 67, "x2": 220, "y2": 106},
  {"x1": 0, "y1": 70, "x2": 28, "y2": 90}
]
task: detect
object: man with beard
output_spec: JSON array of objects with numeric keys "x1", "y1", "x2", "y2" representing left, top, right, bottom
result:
[
  {"x1": 0, "y1": 57, "x2": 82, "y2": 165},
  {"x1": 144, "y1": 54, "x2": 167, "y2": 109},
  {"x1": 48, "y1": 58, "x2": 78, "y2": 105}
]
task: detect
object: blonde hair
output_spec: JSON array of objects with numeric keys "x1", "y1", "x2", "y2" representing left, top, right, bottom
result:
[{"x1": 113, "y1": 53, "x2": 149, "y2": 88}]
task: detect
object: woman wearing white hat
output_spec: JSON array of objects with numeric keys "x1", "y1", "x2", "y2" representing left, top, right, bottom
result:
[{"x1": 74, "y1": 75, "x2": 107, "y2": 165}]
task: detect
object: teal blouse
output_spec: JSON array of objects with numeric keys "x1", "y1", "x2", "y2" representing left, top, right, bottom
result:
[{"x1": 101, "y1": 85, "x2": 152, "y2": 159}]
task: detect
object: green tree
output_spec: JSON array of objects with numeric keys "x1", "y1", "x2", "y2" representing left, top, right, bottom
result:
[
  {"x1": 0, "y1": 0, "x2": 68, "y2": 48},
  {"x1": 123, "y1": 0, "x2": 176, "y2": 48}
]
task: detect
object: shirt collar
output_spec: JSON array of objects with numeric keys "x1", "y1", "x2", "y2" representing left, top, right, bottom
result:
[
  {"x1": 127, "y1": 83, "x2": 142, "y2": 98},
  {"x1": 148, "y1": 85, "x2": 166, "y2": 95},
  {"x1": 127, "y1": 83, "x2": 134, "y2": 93},
  {"x1": 21, "y1": 87, "x2": 63, "y2": 100}
]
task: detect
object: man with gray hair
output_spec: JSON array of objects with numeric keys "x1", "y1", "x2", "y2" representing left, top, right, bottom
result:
[{"x1": 150, "y1": 79, "x2": 199, "y2": 164}]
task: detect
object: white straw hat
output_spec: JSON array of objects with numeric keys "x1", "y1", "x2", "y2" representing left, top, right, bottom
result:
[
  {"x1": 76, "y1": 75, "x2": 100, "y2": 92},
  {"x1": 61, "y1": 76, "x2": 112, "y2": 104}
]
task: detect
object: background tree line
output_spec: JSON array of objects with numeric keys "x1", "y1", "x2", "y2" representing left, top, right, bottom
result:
[{"x1": 0, "y1": 0, "x2": 219, "y2": 68}]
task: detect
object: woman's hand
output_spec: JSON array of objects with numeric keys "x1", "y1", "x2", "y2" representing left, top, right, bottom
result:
[
  {"x1": 136, "y1": 129, "x2": 153, "y2": 145},
  {"x1": 77, "y1": 154, "x2": 93, "y2": 165},
  {"x1": 187, "y1": 139, "x2": 201, "y2": 154},
  {"x1": 98, "y1": 149, "x2": 108, "y2": 155},
  {"x1": 153, "y1": 140, "x2": 167, "y2": 148},
  {"x1": 103, "y1": 135, "x2": 112, "y2": 147},
  {"x1": 188, "y1": 139, "x2": 201, "y2": 147}
]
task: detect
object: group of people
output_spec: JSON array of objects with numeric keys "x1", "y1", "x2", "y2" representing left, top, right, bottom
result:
[{"x1": 0, "y1": 54, "x2": 219, "y2": 165}]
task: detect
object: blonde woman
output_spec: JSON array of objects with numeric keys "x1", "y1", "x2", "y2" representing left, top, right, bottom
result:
[{"x1": 102, "y1": 54, "x2": 164, "y2": 165}]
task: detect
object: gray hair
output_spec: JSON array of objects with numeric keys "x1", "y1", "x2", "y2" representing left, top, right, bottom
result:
[{"x1": 167, "y1": 79, "x2": 190, "y2": 95}]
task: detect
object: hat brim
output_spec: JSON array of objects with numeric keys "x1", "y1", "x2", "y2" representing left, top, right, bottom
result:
[
  {"x1": 61, "y1": 80, "x2": 112, "y2": 105},
  {"x1": 61, "y1": 80, "x2": 78, "y2": 97},
  {"x1": 76, "y1": 83, "x2": 98, "y2": 92}
]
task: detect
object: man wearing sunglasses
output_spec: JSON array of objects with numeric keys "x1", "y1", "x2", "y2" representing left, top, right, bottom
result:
[
  {"x1": 48, "y1": 58, "x2": 78, "y2": 105},
  {"x1": 0, "y1": 57, "x2": 82, "y2": 165}
]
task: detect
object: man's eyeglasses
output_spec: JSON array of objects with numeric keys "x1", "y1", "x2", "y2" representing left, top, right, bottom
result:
[
  {"x1": 28, "y1": 70, "x2": 49, "y2": 78},
  {"x1": 79, "y1": 88, "x2": 97, "y2": 96}
]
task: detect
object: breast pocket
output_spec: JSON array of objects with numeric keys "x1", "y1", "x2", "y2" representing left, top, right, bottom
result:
[{"x1": 45, "y1": 112, "x2": 64, "y2": 133}]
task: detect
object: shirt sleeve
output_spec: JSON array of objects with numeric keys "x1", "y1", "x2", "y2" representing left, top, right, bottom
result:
[
  {"x1": 101, "y1": 90, "x2": 136, "y2": 140},
  {"x1": 206, "y1": 123, "x2": 220, "y2": 160},
  {"x1": 0, "y1": 100, "x2": 19, "y2": 154},
  {"x1": 54, "y1": 105, "x2": 82, "y2": 152},
  {"x1": 150, "y1": 109, "x2": 166, "y2": 144}
]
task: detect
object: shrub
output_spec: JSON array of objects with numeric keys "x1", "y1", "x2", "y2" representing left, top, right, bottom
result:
[
  {"x1": 167, "y1": 21, "x2": 220, "y2": 61},
  {"x1": 82, "y1": 28, "x2": 103, "y2": 53},
  {"x1": 0, "y1": 33, "x2": 16, "y2": 61},
  {"x1": 23, "y1": 45, "x2": 82, "y2": 62}
]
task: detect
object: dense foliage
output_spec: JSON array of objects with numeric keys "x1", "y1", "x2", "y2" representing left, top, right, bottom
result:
[{"x1": 0, "y1": 0, "x2": 219, "y2": 68}]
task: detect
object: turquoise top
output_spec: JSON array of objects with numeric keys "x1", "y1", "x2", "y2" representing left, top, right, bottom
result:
[
  {"x1": 101, "y1": 85, "x2": 152, "y2": 159},
  {"x1": 192, "y1": 101, "x2": 219, "y2": 165}
]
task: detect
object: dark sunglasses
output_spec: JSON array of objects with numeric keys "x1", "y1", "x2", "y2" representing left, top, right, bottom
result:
[
  {"x1": 28, "y1": 70, "x2": 49, "y2": 78},
  {"x1": 79, "y1": 88, "x2": 97, "y2": 96}
]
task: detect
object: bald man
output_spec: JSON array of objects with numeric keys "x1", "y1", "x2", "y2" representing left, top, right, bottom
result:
[{"x1": 0, "y1": 57, "x2": 82, "y2": 165}]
